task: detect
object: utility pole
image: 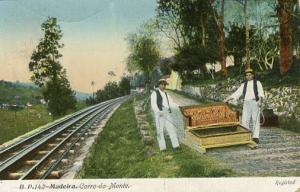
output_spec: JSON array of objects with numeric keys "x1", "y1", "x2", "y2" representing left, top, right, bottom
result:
[{"x1": 91, "y1": 81, "x2": 95, "y2": 101}]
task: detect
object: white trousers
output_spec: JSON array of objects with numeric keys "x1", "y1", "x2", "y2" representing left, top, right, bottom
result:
[
  {"x1": 242, "y1": 100, "x2": 260, "y2": 138},
  {"x1": 155, "y1": 109, "x2": 180, "y2": 151}
]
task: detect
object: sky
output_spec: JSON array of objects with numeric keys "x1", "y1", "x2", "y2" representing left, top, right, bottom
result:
[{"x1": 0, "y1": 0, "x2": 157, "y2": 93}]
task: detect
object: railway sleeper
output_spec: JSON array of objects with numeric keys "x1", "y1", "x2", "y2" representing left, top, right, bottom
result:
[
  {"x1": 37, "y1": 151, "x2": 50, "y2": 155},
  {"x1": 8, "y1": 170, "x2": 63, "y2": 179},
  {"x1": 8, "y1": 172, "x2": 24, "y2": 179},
  {"x1": 23, "y1": 159, "x2": 68, "y2": 166},
  {"x1": 47, "y1": 143, "x2": 57, "y2": 147},
  {"x1": 49, "y1": 159, "x2": 69, "y2": 165},
  {"x1": 58, "y1": 149, "x2": 75, "y2": 154},
  {"x1": 24, "y1": 160, "x2": 39, "y2": 165},
  {"x1": 75, "y1": 143, "x2": 81, "y2": 147}
]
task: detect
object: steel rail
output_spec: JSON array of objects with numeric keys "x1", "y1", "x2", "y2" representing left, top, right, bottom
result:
[
  {"x1": 26, "y1": 101, "x2": 119, "y2": 179},
  {"x1": 0, "y1": 98, "x2": 113, "y2": 157},
  {"x1": 0, "y1": 100, "x2": 111, "y2": 170},
  {"x1": 0, "y1": 97, "x2": 124, "y2": 161},
  {"x1": 0, "y1": 96, "x2": 128, "y2": 179}
]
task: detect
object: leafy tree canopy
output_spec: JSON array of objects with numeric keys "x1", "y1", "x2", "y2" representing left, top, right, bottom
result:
[{"x1": 29, "y1": 17, "x2": 76, "y2": 116}]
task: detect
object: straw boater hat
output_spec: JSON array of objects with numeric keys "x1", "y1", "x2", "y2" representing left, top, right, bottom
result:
[
  {"x1": 245, "y1": 68, "x2": 254, "y2": 74},
  {"x1": 158, "y1": 78, "x2": 168, "y2": 85}
]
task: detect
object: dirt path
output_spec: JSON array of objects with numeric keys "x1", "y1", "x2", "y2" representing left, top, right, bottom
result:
[{"x1": 168, "y1": 91, "x2": 300, "y2": 176}]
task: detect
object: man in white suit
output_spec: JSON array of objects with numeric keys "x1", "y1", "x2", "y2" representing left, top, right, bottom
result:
[
  {"x1": 224, "y1": 68, "x2": 264, "y2": 144},
  {"x1": 151, "y1": 79, "x2": 180, "y2": 151}
]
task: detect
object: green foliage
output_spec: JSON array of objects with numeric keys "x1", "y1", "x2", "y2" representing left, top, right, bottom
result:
[
  {"x1": 251, "y1": 33, "x2": 279, "y2": 71},
  {"x1": 86, "y1": 76, "x2": 131, "y2": 105},
  {"x1": 130, "y1": 73, "x2": 145, "y2": 88},
  {"x1": 0, "y1": 80, "x2": 42, "y2": 105},
  {"x1": 28, "y1": 17, "x2": 76, "y2": 117},
  {"x1": 96, "y1": 81, "x2": 121, "y2": 102},
  {"x1": 159, "y1": 57, "x2": 172, "y2": 76},
  {"x1": 126, "y1": 21, "x2": 160, "y2": 91},
  {"x1": 292, "y1": 0, "x2": 300, "y2": 58},
  {"x1": 156, "y1": 0, "x2": 298, "y2": 81},
  {"x1": 225, "y1": 23, "x2": 247, "y2": 67},
  {"x1": 29, "y1": 17, "x2": 64, "y2": 87},
  {"x1": 279, "y1": 116, "x2": 300, "y2": 133},
  {"x1": 257, "y1": 57, "x2": 300, "y2": 88},
  {"x1": 43, "y1": 77, "x2": 76, "y2": 116},
  {"x1": 173, "y1": 43, "x2": 218, "y2": 81},
  {"x1": 157, "y1": 0, "x2": 211, "y2": 47},
  {"x1": 225, "y1": 22, "x2": 278, "y2": 71},
  {"x1": 156, "y1": 0, "x2": 220, "y2": 81},
  {"x1": 118, "y1": 76, "x2": 131, "y2": 95},
  {"x1": 75, "y1": 100, "x2": 87, "y2": 111}
]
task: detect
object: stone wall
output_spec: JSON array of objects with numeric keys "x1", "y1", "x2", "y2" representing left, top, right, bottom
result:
[{"x1": 182, "y1": 79, "x2": 300, "y2": 120}]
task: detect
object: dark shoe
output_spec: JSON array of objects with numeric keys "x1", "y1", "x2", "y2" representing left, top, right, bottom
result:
[{"x1": 253, "y1": 138, "x2": 259, "y2": 144}]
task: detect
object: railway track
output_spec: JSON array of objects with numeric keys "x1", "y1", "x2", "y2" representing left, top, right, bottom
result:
[{"x1": 0, "y1": 96, "x2": 129, "y2": 180}]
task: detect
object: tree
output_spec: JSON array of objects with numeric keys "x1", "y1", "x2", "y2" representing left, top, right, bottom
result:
[
  {"x1": 118, "y1": 76, "x2": 131, "y2": 95},
  {"x1": 156, "y1": 0, "x2": 189, "y2": 49},
  {"x1": 251, "y1": 30, "x2": 279, "y2": 71},
  {"x1": 225, "y1": 23, "x2": 276, "y2": 71},
  {"x1": 29, "y1": 17, "x2": 76, "y2": 116},
  {"x1": 43, "y1": 74, "x2": 76, "y2": 116},
  {"x1": 225, "y1": 23, "x2": 246, "y2": 67},
  {"x1": 230, "y1": 0, "x2": 251, "y2": 70},
  {"x1": 94, "y1": 80, "x2": 128, "y2": 103},
  {"x1": 126, "y1": 23, "x2": 160, "y2": 92},
  {"x1": 277, "y1": 0, "x2": 293, "y2": 76},
  {"x1": 209, "y1": 0, "x2": 227, "y2": 77},
  {"x1": 292, "y1": 0, "x2": 300, "y2": 60},
  {"x1": 159, "y1": 57, "x2": 173, "y2": 75},
  {"x1": 244, "y1": 0, "x2": 251, "y2": 69},
  {"x1": 156, "y1": 0, "x2": 219, "y2": 81}
]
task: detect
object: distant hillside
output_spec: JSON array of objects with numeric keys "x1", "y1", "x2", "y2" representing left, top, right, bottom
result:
[
  {"x1": 0, "y1": 80, "x2": 90, "y2": 104},
  {"x1": 75, "y1": 91, "x2": 92, "y2": 101},
  {"x1": 0, "y1": 80, "x2": 42, "y2": 105},
  {"x1": 13, "y1": 81, "x2": 38, "y2": 88}
]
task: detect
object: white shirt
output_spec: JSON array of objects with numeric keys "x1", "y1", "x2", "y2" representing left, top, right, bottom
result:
[
  {"x1": 230, "y1": 80, "x2": 264, "y2": 101},
  {"x1": 151, "y1": 89, "x2": 175, "y2": 113}
]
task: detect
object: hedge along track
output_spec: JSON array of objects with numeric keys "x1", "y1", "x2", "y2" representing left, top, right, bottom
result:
[{"x1": 0, "y1": 96, "x2": 129, "y2": 179}]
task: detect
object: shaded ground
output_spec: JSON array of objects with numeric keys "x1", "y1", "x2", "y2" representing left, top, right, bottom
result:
[{"x1": 168, "y1": 91, "x2": 300, "y2": 176}]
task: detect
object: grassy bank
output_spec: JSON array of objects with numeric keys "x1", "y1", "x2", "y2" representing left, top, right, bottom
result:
[
  {"x1": 80, "y1": 97, "x2": 232, "y2": 178},
  {"x1": 0, "y1": 105, "x2": 53, "y2": 145},
  {"x1": 0, "y1": 101, "x2": 87, "y2": 145}
]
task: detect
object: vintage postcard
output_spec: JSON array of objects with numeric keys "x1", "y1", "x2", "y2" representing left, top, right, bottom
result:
[{"x1": 0, "y1": 0, "x2": 299, "y2": 191}]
